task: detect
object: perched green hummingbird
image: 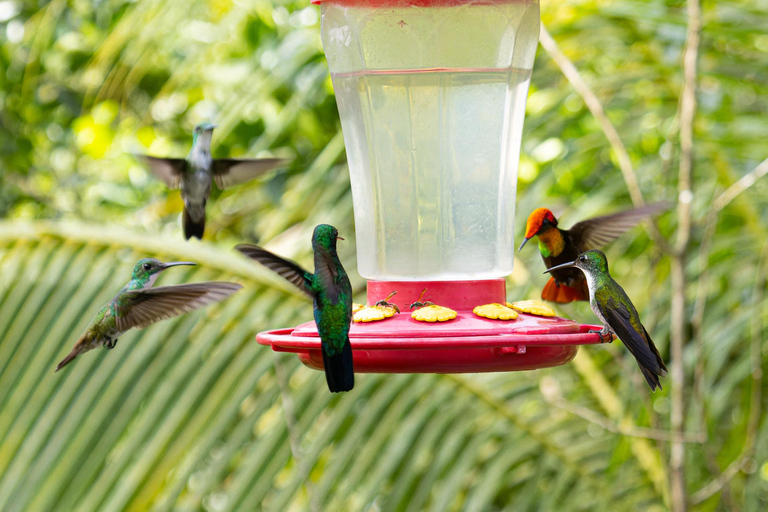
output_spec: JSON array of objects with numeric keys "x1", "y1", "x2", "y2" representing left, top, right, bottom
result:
[
  {"x1": 135, "y1": 123, "x2": 288, "y2": 240},
  {"x1": 545, "y1": 250, "x2": 667, "y2": 391},
  {"x1": 236, "y1": 224, "x2": 354, "y2": 393},
  {"x1": 55, "y1": 258, "x2": 242, "y2": 371},
  {"x1": 518, "y1": 203, "x2": 669, "y2": 303}
]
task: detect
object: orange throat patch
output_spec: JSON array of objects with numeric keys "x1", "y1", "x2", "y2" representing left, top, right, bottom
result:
[{"x1": 537, "y1": 228, "x2": 565, "y2": 258}]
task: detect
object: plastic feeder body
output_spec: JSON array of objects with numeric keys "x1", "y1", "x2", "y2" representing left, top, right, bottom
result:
[
  {"x1": 257, "y1": 1, "x2": 608, "y2": 374},
  {"x1": 318, "y1": 0, "x2": 540, "y2": 280}
]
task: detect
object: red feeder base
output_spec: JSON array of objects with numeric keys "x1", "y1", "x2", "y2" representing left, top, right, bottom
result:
[{"x1": 256, "y1": 279, "x2": 609, "y2": 374}]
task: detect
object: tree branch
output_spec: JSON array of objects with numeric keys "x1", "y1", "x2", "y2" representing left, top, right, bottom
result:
[
  {"x1": 691, "y1": 155, "x2": 768, "y2": 438},
  {"x1": 690, "y1": 241, "x2": 767, "y2": 504},
  {"x1": 540, "y1": 384, "x2": 705, "y2": 444},
  {"x1": 712, "y1": 157, "x2": 768, "y2": 213},
  {"x1": 539, "y1": 25, "x2": 670, "y2": 252},
  {"x1": 670, "y1": 0, "x2": 701, "y2": 509},
  {"x1": 690, "y1": 191, "x2": 718, "y2": 437}
]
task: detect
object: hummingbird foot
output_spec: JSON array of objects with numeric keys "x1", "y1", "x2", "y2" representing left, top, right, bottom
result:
[
  {"x1": 103, "y1": 338, "x2": 118, "y2": 350},
  {"x1": 588, "y1": 329, "x2": 613, "y2": 343}
]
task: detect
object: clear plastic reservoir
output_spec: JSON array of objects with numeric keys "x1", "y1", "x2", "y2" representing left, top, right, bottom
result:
[{"x1": 320, "y1": 0, "x2": 540, "y2": 280}]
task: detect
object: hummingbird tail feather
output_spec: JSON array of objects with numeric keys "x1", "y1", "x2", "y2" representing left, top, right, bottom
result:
[
  {"x1": 541, "y1": 277, "x2": 589, "y2": 303},
  {"x1": 55, "y1": 345, "x2": 83, "y2": 372},
  {"x1": 183, "y1": 208, "x2": 205, "y2": 240},
  {"x1": 640, "y1": 326, "x2": 668, "y2": 391},
  {"x1": 55, "y1": 331, "x2": 98, "y2": 372},
  {"x1": 640, "y1": 365, "x2": 663, "y2": 392},
  {"x1": 322, "y1": 340, "x2": 354, "y2": 393}
]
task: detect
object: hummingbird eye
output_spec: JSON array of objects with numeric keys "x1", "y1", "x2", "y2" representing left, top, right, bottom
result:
[{"x1": 143, "y1": 263, "x2": 152, "y2": 271}]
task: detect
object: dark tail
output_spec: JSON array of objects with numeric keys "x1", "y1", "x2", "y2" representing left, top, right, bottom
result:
[
  {"x1": 183, "y1": 208, "x2": 205, "y2": 240},
  {"x1": 638, "y1": 326, "x2": 668, "y2": 392},
  {"x1": 640, "y1": 366, "x2": 663, "y2": 392},
  {"x1": 321, "y1": 340, "x2": 354, "y2": 393}
]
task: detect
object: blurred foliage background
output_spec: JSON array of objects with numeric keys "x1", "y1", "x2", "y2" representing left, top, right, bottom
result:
[{"x1": 1, "y1": 0, "x2": 767, "y2": 510}]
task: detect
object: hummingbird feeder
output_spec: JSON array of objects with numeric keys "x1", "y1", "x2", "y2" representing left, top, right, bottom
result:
[{"x1": 257, "y1": 0, "x2": 607, "y2": 373}]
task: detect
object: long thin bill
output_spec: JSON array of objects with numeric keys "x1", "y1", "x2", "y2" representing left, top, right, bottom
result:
[
  {"x1": 543, "y1": 260, "x2": 576, "y2": 274},
  {"x1": 163, "y1": 261, "x2": 197, "y2": 268}
]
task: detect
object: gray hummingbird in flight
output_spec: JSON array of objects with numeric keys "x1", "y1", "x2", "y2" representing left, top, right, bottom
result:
[
  {"x1": 545, "y1": 250, "x2": 667, "y2": 391},
  {"x1": 55, "y1": 258, "x2": 242, "y2": 371},
  {"x1": 135, "y1": 123, "x2": 288, "y2": 240}
]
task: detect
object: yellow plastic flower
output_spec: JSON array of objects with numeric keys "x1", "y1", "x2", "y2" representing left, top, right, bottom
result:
[
  {"x1": 411, "y1": 305, "x2": 457, "y2": 322},
  {"x1": 353, "y1": 305, "x2": 398, "y2": 323},
  {"x1": 473, "y1": 303, "x2": 519, "y2": 320},
  {"x1": 508, "y1": 300, "x2": 556, "y2": 317},
  {"x1": 352, "y1": 303, "x2": 366, "y2": 314}
]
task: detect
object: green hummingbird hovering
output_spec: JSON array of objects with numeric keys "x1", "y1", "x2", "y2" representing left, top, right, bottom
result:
[
  {"x1": 55, "y1": 258, "x2": 242, "y2": 371},
  {"x1": 135, "y1": 123, "x2": 288, "y2": 240},
  {"x1": 545, "y1": 250, "x2": 667, "y2": 391},
  {"x1": 236, "y1": 224, "x2": 354, "y2": 393}
]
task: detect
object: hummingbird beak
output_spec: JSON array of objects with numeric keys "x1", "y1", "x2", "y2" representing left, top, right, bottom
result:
[
  {"x1": 337, "y1": 236, "x2": 344, "y2": 241},
  {"x1": 161, "y1": 261, "x2": 197, "y2": 269},
  {"x1": 518, "y1": 237, "x2": 531, "y2": 252},
  {"x1": 543, "y1": 260, "x2": 576, "y2": 274}
]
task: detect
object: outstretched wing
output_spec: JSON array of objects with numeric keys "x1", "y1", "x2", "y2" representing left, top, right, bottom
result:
[
  {"x1": 212, "y1": 158, "x2": 288, "y2": 189},
  {"x1": 235, "y1": 244, "x2": 313, "y2": 297},
  {"x1": 568, "y1": 202, "x2": 670, "y2": 251},
  {"x1": 115, "y1": 282, "x2": 242, "y2": 331},
  {"x1": 134, "y1": 155, "x2": 187, "y2": 189}
]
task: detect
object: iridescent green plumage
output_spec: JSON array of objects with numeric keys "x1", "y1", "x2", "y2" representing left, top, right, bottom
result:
[
  {"x1": 236, "y1": 224, "x2": 354, "y2": 392},
  {"x1": 55, "y1": 258, "x2": 242, "y2": 371},
  {"x1": 545, "y1": 250, "x2": 668, "y2": 391}
]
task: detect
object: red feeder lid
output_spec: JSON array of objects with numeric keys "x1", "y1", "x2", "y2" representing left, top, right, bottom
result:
[{"x1": 257, "y1": 279, "x2": 610, "y2": 374}]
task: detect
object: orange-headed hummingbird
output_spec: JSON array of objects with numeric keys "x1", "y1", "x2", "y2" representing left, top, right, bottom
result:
[
  {"x1": 545, "y1": 250, "x2": 667, "y2": 391},
  {"x1": 519, "y1": 203, "x2": 668, "y2": 303}
]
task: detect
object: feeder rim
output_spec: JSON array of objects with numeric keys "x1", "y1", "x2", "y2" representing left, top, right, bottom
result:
[{"x1": 257, "y1": 324, "x2": 610, "y2": 351}]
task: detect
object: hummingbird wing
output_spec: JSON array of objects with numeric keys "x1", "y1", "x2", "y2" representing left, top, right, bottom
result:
[
  {"x1": 235, "y1": 244, "x2": 314, "y2": 297},
  {"x1": 212, "y1": 158, "x2": 288, "y2": 189},
  {"x1": 134, "y1": 155, "x2": 187, "y2": 189},
  {"x1": 315, "y1": 246, "x2": 352, "y2": 304},
  {"x1": 599, "y1": 294, "x2": 666, "y2": 377},
  {"x1": 313, "y1": 245, "x2": 342, "y2": 303},
  {"x1": 567, "y1": 202, "x2": 670, "y2": 251},
  {"x1": 115, "y1": 282, "x2": 242, "y2": 331}
]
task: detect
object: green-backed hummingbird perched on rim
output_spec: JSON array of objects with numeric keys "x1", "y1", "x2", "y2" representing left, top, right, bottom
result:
[
  {"x1": 545, "y1": 249, "x2": 668, "y2": 391},
  {"x1": 135, "y1": 123, "x2": 289, "y2": 240},
  {"x1": 235, "y1": 224, "x2": 354, "y2": 393},
  {"x1": 55, "y1": 258, "x2": 242, "y2": 371}
]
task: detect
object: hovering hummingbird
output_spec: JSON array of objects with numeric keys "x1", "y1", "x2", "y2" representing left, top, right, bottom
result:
[
  {"x1": 55, "y1": 258, "x2": 242, "y2": 371},
  {"x1": 135, "y1": 123, "x2": 288, "y2": 240},
  {"x1": 518, "y1": 203, "x2": 668, "y2": 303},
  {"x1": 236, "y1": 224, "x2": 354, "y2": 393},
  {"x1": 545, "y1": 250, "x2": 667, "y2": 391}
]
